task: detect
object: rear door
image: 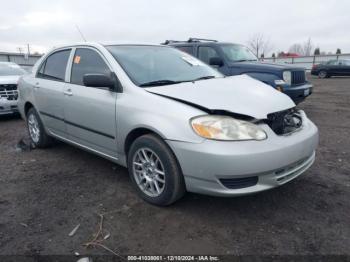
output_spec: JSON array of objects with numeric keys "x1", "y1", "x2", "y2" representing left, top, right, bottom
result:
[
  {"x1": 63, "y1": 47, "x2": 117, "y2": 156},
  {"x1": 328, "y1": 60, "x2": 342, "y2": 75},
  {"x1": 34, "y1": 49, "x2": 71, "y2": 137}
]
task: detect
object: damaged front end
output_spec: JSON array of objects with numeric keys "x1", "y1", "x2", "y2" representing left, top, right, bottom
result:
[
  {"x1": 265, "y1": 108, "x2": 303, "y2": 136},
  {"x1": 150, "y1": 91, "x2": 303, "y2": 137}
]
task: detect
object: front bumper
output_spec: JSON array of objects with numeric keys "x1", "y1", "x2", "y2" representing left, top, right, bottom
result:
[
  {"x1": 0, "y1": 98, "x2": 19, "y2": 115},
  {"x1": 282, "y1": 83, "x2": 313, "y2": 103},
  {"x1": 311, "y1": 70, "x2": 318, "y2": 76},
  {"x1": 167, "y1": 116, "x2": 318, "y2": 197}
]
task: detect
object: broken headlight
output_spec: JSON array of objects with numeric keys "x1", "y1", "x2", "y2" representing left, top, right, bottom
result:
[{"x1": 191, "y1": 115, "x2": 267, "y2": 141}]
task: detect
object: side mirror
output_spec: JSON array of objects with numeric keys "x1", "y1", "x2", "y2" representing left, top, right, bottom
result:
[
  {"x1": 83, "y1": 73, "x2": 115, "y2": 90},
  {"x1": 209, "y1": 57, "x2": 224, "y2": 67}
]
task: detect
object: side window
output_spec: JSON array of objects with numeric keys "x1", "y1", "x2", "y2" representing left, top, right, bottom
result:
[
  {"x1": 71, "y1": 48, "x2": 111, "y2": 86},
  {"x1": 198, "y1": 46, "x2": 220, "y2": 64},
  {"x1": 37, "y1": 49, "x2": 71, "y2": 81},
  {"x1": 176, "y1": 46, "x2": 193, "y2": 55}
]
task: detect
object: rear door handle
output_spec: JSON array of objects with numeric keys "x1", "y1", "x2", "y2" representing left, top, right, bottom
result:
[{"x1": 64, "y1": 89, "x2": 73, "y2": 96}]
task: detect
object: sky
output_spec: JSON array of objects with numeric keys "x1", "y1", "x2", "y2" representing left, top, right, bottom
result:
[{"x1": 0, "y1": 0, "x2": 349, "y2": 56}]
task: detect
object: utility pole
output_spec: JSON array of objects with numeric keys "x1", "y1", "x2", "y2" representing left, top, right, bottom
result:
[{"x1": 27, "y1": 44, "x2": 30, "y2": 55}]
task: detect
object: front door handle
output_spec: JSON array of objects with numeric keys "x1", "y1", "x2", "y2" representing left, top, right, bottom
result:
[
  {"x1": 64, "y1": 89, "x2": 73, "y2": 96},
  {"x1": 34, "y1": 82, "x2": 40, "y2": 89}
]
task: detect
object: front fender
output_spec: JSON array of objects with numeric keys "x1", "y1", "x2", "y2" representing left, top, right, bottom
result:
[{"x1": 115, "y1": 91, "x2": 206, "y2": 157}]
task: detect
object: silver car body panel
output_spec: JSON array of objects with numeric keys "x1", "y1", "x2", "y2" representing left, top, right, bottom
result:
[{"x1": 18, "y1": 42, "x2": 319, "y2": 196}]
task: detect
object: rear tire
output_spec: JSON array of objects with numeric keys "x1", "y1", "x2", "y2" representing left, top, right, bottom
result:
[
  {"x1": 127, "y1": 134, "x2": 186, "y2": 206},
  {"x1": 318, "y1": 70, "x2": 328, "y2": 79},
  {"x1": 26, "y1": 107, "x2": 52, "y2": 148}
]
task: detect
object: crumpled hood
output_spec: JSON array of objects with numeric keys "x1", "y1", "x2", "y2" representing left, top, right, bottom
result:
[
  {"x1": 145, "y1": 75, "x2": 295, "y2": 119},
  {"x1": 0, "y1": 75, "x2": 21, "y2": 85}
]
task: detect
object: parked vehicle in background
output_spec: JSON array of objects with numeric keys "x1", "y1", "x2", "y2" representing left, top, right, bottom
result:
[
  {"x1": 0, "y1": 62, "x2": 26, "y2": 115},
  {"x1": 163, "y1": 38, "x2": 313, "y2": 104},
  {"x1": 311, "y1": 59, "x2": 350, "y2": 78},
  {"x1": 18, "y1": 43, "x2": 318, "y2": 206}
]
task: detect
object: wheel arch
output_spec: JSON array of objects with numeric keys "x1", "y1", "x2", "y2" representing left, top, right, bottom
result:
[
  {"x1": 124, "y1": 127, "x2": 164, "y2": 157},
  {"x1": 24, "y1": 101, "x2": 35, "y2": 116}
]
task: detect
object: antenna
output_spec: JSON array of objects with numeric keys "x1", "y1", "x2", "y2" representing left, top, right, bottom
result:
[{"x1": 75, "y1": 24, "x2": 87, "y2": 42}]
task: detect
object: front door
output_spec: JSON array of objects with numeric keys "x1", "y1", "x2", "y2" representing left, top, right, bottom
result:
[
  {"x1": 338, "y1": 60, "x2": 350, "y2": 76},
  {"x1": 63, "y1": 47, "x2": 117, "y2": 156}
]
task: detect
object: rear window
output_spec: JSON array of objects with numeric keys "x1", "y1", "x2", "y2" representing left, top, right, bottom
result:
[
  {"x1": 175, "y1": 46, "x2": 193, "y2": 55},
  {"x1": 37, "y1": 49, "x2": 71, "y2": 81}
]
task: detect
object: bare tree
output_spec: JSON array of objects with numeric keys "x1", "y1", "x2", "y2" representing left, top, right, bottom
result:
[
  {"x1": 289, "y1": 43, "x2": 303, "y2": 55},
  {"x1": 247, "y1": 34, "x2": 272, "y2": 58},
  {"x1": 289, "y1": 38, "x2": 314, "y2": 56},
  {"x1": 302, "y1": 38, "x2": 314, "y2": 56}
]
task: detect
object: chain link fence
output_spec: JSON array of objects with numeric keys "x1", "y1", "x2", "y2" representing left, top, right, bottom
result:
[{"x1": 262, "y1": 54, "x2": 350, "y2": 70}]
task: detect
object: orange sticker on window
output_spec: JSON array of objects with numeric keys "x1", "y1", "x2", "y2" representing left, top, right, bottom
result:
[{"x1": 74, "y1": 56, "x2": 81, "y2": 64}]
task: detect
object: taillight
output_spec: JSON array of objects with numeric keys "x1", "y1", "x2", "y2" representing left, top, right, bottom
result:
[{"x1": 312, "y1": 64, "x2": 318, "y2": 69}]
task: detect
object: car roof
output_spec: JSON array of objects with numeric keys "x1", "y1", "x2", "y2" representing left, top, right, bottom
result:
[
  {"x1": 44, "y1": 42, "x2": 171, "y2": 55},
  {"x1": 51, "y1": 42, "x2": 167, "y2": 49},
  {"x1": 167, "y1": 41, "x2": 239, "y2": 46}
]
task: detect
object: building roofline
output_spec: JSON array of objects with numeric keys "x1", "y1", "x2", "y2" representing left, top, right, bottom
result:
[{"x1": 0, "y1": 52, "x2": 42, "y2": 57}]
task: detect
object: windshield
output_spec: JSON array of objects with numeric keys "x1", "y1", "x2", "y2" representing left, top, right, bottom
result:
[
  {"x1": 106, "y1": 45, "x2": 223, "y2": 87},
  {"x1": 220, "y1": 44, "x2": 257, "y2": 62},
  {"x1": 0, "y1": 63, "x2": 26, "y2": 76}
]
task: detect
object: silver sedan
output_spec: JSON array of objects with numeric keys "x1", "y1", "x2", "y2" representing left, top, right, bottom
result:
[{"x1": 18, "y1": 43, "x2": 318, "y2": 205}]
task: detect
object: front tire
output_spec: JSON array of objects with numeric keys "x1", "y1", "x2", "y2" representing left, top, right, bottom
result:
[
  {"x1": 127, "y1": 134, "x2": 186, "y2": 206},
  {"x1": 26, "y1": 107, "x2": 52, "y2": 148},
  {"x1": 318, "y1": 70, "x2": 328, "y2": 79}
]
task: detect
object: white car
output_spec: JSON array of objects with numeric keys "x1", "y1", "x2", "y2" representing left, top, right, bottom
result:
[{"x1": 0, "y1": 62, "x2": 26, "y2": 115}]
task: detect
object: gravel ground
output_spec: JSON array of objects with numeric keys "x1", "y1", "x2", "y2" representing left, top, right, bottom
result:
[{"x1": 0, "y1": 76, "x2": 349, "y2": 258}]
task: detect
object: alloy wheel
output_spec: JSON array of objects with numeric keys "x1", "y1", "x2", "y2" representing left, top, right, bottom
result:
[
  {"x1": 28, "y1": 113, "x2": 40, "y2": 143},
  {"x1": 132, "y1": 148, "x2": 166, "y2": 197},
  {"x1": 319, "y1": 71, "x2": 327, "y2": 79}
]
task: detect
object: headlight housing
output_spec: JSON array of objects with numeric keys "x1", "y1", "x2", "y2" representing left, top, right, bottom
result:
[
  {"x1": 274, "y1": 79, "x2": 286, "y2": 86},
  {"x1": 283, "y1": 71, "x2": 292, "y2": 85},
  {"x1": 304, "y1": 70, "x2": 308, "y2": 81},
  {"x1": 191, "y1": 115, "x2": 267, "y2": 141}
]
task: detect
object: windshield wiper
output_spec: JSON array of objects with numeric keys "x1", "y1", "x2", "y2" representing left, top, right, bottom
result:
[
  {"x1": 234, "y1": 59, "x2": 257, "y2": 62},
  {"x1": 140, "y1": 76, "x2": 217, "y2": 87},
  {"x1": 139, "y1": 80, "x2": 182, "y2": 87},
  {"x1": 192, "y1": 75, "x2": 216, "y2": 81}
]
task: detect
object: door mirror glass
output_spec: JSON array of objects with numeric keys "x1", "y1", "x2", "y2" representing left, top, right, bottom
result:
[
  {"x1": 209, "y1": 57, "x2": 224, "y2": 67},
  {"x1": 83, "y1": 73, "x2": 114, "y2": 90}
]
